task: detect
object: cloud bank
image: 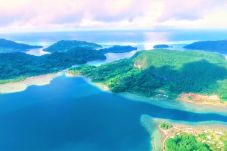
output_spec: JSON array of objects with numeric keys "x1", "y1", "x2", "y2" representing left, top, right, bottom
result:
[{"x1": 0, "y1": 0, "x2": 227, "y2": 32}]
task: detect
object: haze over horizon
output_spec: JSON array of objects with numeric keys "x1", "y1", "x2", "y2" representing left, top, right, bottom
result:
[{"x1": 0, "y1": 0, "x2": 227, "y2": 33}]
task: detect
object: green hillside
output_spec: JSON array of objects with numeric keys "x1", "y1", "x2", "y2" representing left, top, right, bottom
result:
[
  {"x1": 45, "y1": 40, "x2": 102, "y2": 52},
  {"x1": 69, "y1": 49, "x2": 227, "y2": 100},
  {"x1": 0, "y1": 39, "x2": 42, "y2": 53},
  {"x1": 184, "y1": 40, "x2": 227, "y2": 54},
  {"x1": 0, "y1": 48, "x2": 106, "y2": 84}
]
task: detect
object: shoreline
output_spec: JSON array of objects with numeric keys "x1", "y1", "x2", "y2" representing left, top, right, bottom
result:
[
  {"x1": 66, "y1": 72, "x2": 227, "y2": 114},
  {"x1": 65, "y1": 73, "x2": 110, "y2": 92},
  {"x1": 0, "y1": 72, "x2": 62, "y2": 94},
  {"x1": 156, "y1": 119, "x2": 227, "y2": 151},
  {"x1": 2, "y1": 71, "x2": 227, "y2": 115},
  {"x1": 178, "y1": 93, "x2": 227, "y2": 108},
  {"x1": 120, "y1": 93, "x2": 227, "y2": 115},
  {"x1": 0, "y1": 70, "x2": 109, "y2": 95},
  {"x1": 141, "y1": 116, "x2": 227, "y2": 151}
]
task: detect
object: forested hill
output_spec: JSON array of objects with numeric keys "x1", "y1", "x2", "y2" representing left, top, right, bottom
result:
[
  {"x1": 99, "y1": 45, "x2": 137, "y2": 53},
  {"x1": 184, "y1": 40, "x2": 227, "y2": 54},
  {"x1": 0, "y1": 47, "x2": 106, "y2": 84},
  {"x1": 45, "y1": 40, "x2": 102, "y2": 52},
  {"x1": 70, "y1": 49, "x2": 227, "y2": 101},
  {"x1": 153, "y1": 44, "x2": 170, "y2": 49},
  {"x1": 45, "y1": 40, "x2": 137, "y2": 54},
  {"x1": 0, "y1": 39, "x2": 42, "y2": 53},
  {"x1": 0, "y1": 39, "x2": 141, "y2": 84}
]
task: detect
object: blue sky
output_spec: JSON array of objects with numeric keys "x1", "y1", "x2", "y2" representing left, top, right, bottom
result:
[{"x1": 0, "y1": 0, "x2": 227, "y2": 33}]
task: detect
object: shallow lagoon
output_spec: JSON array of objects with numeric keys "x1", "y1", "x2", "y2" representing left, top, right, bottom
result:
[{"x1": 0, "y1": 76, "x2": 227, "y2": 150}]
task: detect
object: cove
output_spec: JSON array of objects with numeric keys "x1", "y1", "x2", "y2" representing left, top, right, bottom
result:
[{"x1": 0, "y1": 76, "x2": 227, "y2": 151}]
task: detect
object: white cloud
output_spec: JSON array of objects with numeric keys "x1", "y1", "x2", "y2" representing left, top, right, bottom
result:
[{"x1": 0, "y1": 0, "x2": 226, "y2": 32}]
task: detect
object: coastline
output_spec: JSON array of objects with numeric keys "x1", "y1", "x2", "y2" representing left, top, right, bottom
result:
[
  {"x1": 3, "y1": 69, "x2": 227, "y2": 115},
  {"x1": 66, "y1": 72, "x2": 227, "y2": 115},
  {"x1": 65, "y1": 72, "x2": 110, "y2": 92},
  {"x1": 141, "y1": 116, "x2": 227, "y2": 151},
  {"x1": 120, "y1": 92, "x2": 227, "y2": 115},
  {"x1": 140, "y1": 115, "x2": 162, "y2": 151},
  {"x1": 178, "y1": 93, "x2": 227, "y2": 108},
  {"x1": 156, "y1": 119, "x2": 227, "y2": 151},
  {"x1": 0, "y1": 70, "x2": 109, "y2": 95},
  {"x1": 1, "y1": 71, "x2": 227, "y2": 150},
  {"x1": 0, "y1": 72, "x2": 62, "y2": 94}
]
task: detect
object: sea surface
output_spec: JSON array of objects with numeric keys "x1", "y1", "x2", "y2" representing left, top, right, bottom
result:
[
  {"x1": 1, "y1": 30, "x2": 227, "y2": 150},
  {"x1": 2, "y1": 30, "x2": 227, "y2": 49},
  {"x1": 0, "y1": 76, "x2": 227, "y2": 150},
  {"x1": 2, "y1": 30, "x2": 227, "y2": 60}
]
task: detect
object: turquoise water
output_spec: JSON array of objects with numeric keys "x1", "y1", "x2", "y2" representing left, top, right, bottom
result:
[{"x1": 0, "y1": 76, "x2": 227, "y2": 151}]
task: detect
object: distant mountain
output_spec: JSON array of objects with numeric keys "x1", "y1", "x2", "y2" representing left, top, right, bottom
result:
[
  {"x1": 184, "y1": 40, "x2": 227, "y2": 54},
  {"x1": 45, "y1": 40, "x2": 102, "y2": 52},
  {"x1": 0, "y1": 39, "x2": 42, "y2": 53},
  {"x1": 153, "y1": 44, "x2": 170, "y2": 49},
  {"x1": 100, "y1": 45, "x2": 137, "y2": 54}
]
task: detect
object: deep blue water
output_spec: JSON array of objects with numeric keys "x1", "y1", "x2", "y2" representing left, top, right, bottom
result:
[{"x1": 0, "y1": 76, "x2": 227, "y2": 151}]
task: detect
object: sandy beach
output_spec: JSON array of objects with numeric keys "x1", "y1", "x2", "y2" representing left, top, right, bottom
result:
[
  {"x1": 0, "y1": 73, "x2": 62, "y2": 94},
  {"x1": 65, "y1": 72, "x2": 110, "y2": 92},
  {"x1": 178, "y1": 93, "x2": 227, "y2": 108}
]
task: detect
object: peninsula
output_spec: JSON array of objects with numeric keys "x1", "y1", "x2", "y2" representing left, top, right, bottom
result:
[
  {"x1": 154, "y1": 120, "x2": 227, "y2": 151},
  {"x1": 0, "y1": 38, "x2": 42, "y2": 53},
  {"x1": 69, "y1": 49, "x2": 227, "y2": 106},
  {"x1": 45, "y1": 40, "x2": 102, "y2": 52},
  {"x1": 0, "y1": 39, "x2": 141, "y2": 94},
  {"x1": 0, "y1": 44, "x2": 106, "y2": 84},
  {"x1": 184, "y1": 40, "x2": 227, "y2": 54}
]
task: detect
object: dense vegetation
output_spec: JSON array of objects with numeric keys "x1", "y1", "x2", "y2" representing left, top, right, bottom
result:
[
  {"x1": 166, "y1": 131, "x2": 227, "y2": 151},
  {"x1": 160, "y1": 122, "x2": 173, "y2": 130},
  {"x1": 0, "y1": 39, "x2": 42, "y2": 53},
  {"x1": 0, "y1": 39, "x2": 142, "y2": 84},
  {"x1": 45, "y1": 40, "x2": 137, "y2": 54},
  {"x1": 0, "y1": 48, "x2": 106, "y2": 83},
  {"x1": 45, "y1": 40, "x2": 102, "y2": 52},
  {"x1": 184, "y1": 40, "x2": 227, "y2": 54},
  {"x1": 70, "y1": 49, "x2": 227, "y2": 101},
  {"x1": 100, "y1": 45, "x2": 137, "y2": 53},
  {"x1": 166, "y1": 134, "x2": 211, "y2": 151},
  {"x1": 153, "y1": 44, "x2": 170, "y2": 49}
]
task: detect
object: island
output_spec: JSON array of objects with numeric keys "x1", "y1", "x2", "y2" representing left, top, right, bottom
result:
[
  {"x1": 69, "y1": 49, "x2": 227, "y2": 107},
  {"x1": 0, "y1": 46, "x2": 106, "y2": 85},
  {"x1": 0, "y1": 39, "x2": 141, "y2": 93},
  {"x1": 184, "y1": 40, "x2": 227, "y2": 54},
  {"x1": 99, "y1": 45, "x2": 137, "y2": 53},
  {"x1": 154, "y1": 120, "x2": 227, "y2": 151},
  {"x1": 45, "y1": 40, "x2": 137, "y2": 54},
  {"x1": 44, "y1": 40, "x2": 102, "y2": 52},
  {"x1": 0, "y1": 38, "x2": 42, "y2": 53},
  {"x1": 153, "y1": 44, "x2": 170, "y2": 49}
]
